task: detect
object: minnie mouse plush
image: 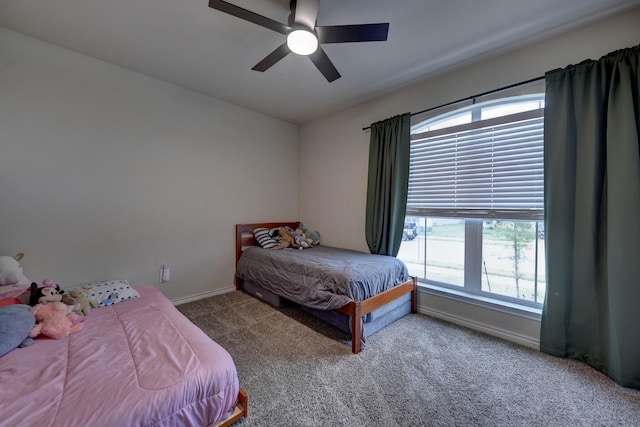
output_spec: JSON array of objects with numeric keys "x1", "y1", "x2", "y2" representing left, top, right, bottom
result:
[{"x1": 29, "y1": 279, "x2": 65, "y2": 306}]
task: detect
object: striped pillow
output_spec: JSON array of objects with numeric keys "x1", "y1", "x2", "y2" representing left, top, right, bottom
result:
[{"x1": 253, "y1": 228, "x2": 279, "y2": 249}]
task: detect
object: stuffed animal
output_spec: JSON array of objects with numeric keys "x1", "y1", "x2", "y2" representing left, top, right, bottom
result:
[
  {"x1": 29, "y1": 280, "x2": 65, "y2": 306},
  {"x1": 271, "y1": 227, "x2": 296, "y2": 250},
  {"x1": 0, "y1": 253, "x2": 31, "y2": 286},
  {"x1": 31, "y1": 302, "x2": 83, "y2": 340},
  {"x1": 0, "y1": 305, "x2": 37, "y2": 357},
  {"x1": 292, "y1": 229, "x2": 312, "y2": 249},
  {"x1": 68, "y1": 288, "x2": 98, "y2": 315},
  {"x1": 61, "y1": 293, "x2": 82, "y2": 316},
  {"x1": 299, "y1": 223, "x2": 321, "y2": 246}
]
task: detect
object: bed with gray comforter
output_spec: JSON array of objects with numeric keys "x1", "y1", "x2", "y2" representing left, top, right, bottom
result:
[{"x1": 236, "y1": 245, "x2": 413, "y2": 344}]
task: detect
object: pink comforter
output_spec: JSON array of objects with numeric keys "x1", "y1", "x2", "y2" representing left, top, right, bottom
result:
[{"x1": 0, "y1": 286, "x2": 239, "y2": 427}]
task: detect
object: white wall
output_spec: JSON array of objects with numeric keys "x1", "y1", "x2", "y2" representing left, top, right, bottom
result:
[
  {"x1": 2, "y1": 7, "x2": 639, "y2": 342},
  {"x1": 0, "y1": 28, "x2": 298, "y2": 302},
  {"x1": 298, "y1": 7, "x2": 640, "y2": 347}
]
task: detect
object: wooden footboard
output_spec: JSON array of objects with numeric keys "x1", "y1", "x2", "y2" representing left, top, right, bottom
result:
[
  {"x1": 335, "y1": 276, "x2": 417, "y2": 354},
  {"x1": 215, "y1": 388, "x2": 248, "y2": 427},
  {"x1": 235, "y1": 222, "x2": 418, "y2": 354}
]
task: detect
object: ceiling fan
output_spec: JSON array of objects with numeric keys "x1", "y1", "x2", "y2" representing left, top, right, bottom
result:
[{"x1": 208, "y1": 0, "x2": 389, "y2": 82}]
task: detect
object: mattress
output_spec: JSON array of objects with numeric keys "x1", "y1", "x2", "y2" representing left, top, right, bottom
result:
[
  {"x1": 236, "y1": 245, "x2": 409, "y2": 310},
  {"x1": 0, "y1": 285, "x2": 239, "y2": 427},
  {"x1": 242, "y1": 279, "x2": 288, "y2": 308},
  {"x1": 241, "y1": 279, "x2": 412, "y2": 340},
  {"x1": 301, "y1": 291, "x2": 412, "y2": 333}
]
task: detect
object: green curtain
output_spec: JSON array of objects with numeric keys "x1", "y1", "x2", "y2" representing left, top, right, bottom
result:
[
  {"x1": 365, "y1": 113, "x2": 411, "y2": 256},
  {"x1": 541, "y1": 44, "x2": 640, "y2": 389}
]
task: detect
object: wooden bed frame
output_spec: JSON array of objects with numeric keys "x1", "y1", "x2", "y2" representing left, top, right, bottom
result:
[
  {"x1": 215, "y1": 388, "x2": 248, "y2": 427},
  {"x1": 235, "y1": 222, "x2": 417, "y2": 354}
]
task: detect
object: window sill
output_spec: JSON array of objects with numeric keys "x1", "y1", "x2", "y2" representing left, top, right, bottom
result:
[{"x1": 418, "y1": 283, "x2": 542, "y2": 321}]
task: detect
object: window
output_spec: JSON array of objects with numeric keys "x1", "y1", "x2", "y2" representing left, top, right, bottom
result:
[{"x1": 398, "y1": 85, "x2": 545, "y2": 308}]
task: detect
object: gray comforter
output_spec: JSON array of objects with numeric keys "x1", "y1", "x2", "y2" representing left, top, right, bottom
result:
[{"x1": 236, "y1": 245, "x2": 409, "y2": 311}]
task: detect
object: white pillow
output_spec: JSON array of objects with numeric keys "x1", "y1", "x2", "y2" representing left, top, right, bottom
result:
[{"x1": 73, "y1": 280, "x2": 140, "y2": 307}]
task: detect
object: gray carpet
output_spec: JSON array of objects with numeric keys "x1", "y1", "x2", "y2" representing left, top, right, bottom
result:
[{"x1": 177, "y1": 291, "x2": 640, "y2": 427}]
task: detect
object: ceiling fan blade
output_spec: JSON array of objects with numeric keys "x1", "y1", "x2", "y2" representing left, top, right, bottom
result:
[
  {"x1": 308, "y1": 47, "x2": 341, "y2": 82},
  {"x1": 291, "y1": 0, "x2": 319, "y2": 29},
  {"x1": 316, "y1": 23, "x2": 389, "y2": 44},
  {"x1": 209, "y1": 0, "x2": 291, "y2": 35},
  {"x1": 252, "y1": 42, "x2": 291, "y2": 72}
]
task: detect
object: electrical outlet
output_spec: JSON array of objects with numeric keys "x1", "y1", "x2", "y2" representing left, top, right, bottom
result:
[{"x1": 160, "y1": 265, "x2": 170, "y2": 283}]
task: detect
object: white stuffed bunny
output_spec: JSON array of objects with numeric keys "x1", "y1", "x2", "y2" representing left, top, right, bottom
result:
[{"x1": 0, "y1": 253, "x2": 31, "y2": 286}]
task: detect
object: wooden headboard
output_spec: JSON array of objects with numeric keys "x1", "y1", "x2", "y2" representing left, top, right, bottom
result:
[{"x1": 235, "y1": 221, "x2": 300, "y2": 270}]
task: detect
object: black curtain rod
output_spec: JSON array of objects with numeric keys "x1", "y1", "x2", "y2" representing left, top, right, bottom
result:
[{"x1": 362, "y1": 75, "x2": 545, "y2": 131}]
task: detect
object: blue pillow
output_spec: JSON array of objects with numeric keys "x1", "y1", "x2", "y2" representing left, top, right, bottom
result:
[{"x1": 0, "y1": 305, "x2": 36, "y2": 357}]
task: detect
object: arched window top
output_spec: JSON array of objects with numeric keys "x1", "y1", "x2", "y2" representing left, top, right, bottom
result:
[{"x1": 411, "y1": 93, "x2": 545, "y2": 134}]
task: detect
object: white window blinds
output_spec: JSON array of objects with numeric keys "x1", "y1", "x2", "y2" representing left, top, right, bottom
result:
[{"x1": 407, "y1": 108, "x2": 544, "y2": 220}]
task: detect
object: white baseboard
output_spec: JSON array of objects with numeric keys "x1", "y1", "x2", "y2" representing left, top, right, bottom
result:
[
  {"x1": 418, "y1": 304, "x2": 540, "y2": 350},
  {"x1": 171, "y1": 286, "x2": 236, "y2": 306},
  {"x1": 172, "y1": 285, "x2": 540, "y2": 350}
]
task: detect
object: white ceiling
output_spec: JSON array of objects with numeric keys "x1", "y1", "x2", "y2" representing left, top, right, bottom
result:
[{"x1": 1, "y1": 0, "x2": 638, "y2": 123}]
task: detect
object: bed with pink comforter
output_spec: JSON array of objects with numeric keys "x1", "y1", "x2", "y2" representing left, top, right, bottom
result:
[{"x1": 0, "y1": 285, "x2": 240, "y2": 427}]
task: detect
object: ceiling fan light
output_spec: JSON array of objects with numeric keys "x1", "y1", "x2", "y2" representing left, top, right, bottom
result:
[{"x1": 287, "y1": 29, "x2": 318, "y2": 56}]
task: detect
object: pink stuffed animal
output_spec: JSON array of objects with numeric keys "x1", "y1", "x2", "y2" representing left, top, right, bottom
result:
[{"x1": 31, "y1": 302, "x2": 83, "y2": 340}]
